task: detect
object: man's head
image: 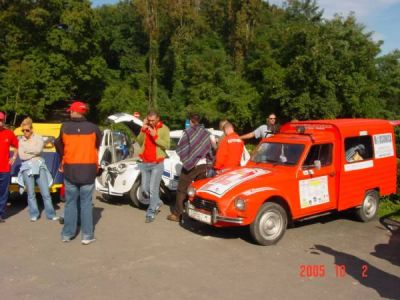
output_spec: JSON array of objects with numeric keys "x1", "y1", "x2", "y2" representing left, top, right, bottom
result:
[
  {"x1": 0, "y1": 112, "x2": 5, "y2": 129},
  {"x1": 219, "y1": 119, "x2": 228, "y2": 131},
  {"x1": 67, "y1": 101, "x2": 88, "y2": 119},
  {"x1": 146, "y1": 110, "x2": 160, "y2": 128},
  {"x1": 189, "y1": 113, "x2": 201, "y2": 127},
  {"x1": 267, "y1": 113, "x2": 277, "y2": 126},
  {"x1": 223, "y1": 121, "x2": 234, "y2": 135}
]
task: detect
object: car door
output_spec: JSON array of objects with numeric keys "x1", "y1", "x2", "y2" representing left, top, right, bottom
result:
[{"x1": 295, "y1": 143, "x2": 337, "y2": 217}]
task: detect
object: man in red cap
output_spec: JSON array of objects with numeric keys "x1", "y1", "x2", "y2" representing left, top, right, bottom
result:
[
  {"x1": 0, "y1": 111, "x2": 18, "y2": 222},
  {"x1": 55, "y1": 101, "x2": 101, "y2": 244}
]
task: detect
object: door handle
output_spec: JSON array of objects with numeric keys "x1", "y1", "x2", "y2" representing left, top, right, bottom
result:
[{"x1": 329, "y1": 171, "x2": 336, "y2": 177}]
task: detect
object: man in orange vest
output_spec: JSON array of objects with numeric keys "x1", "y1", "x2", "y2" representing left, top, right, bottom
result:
[
  {"x1": 214, "y1": 122, "x2": 244, "y2": 173},
  {"x1": 55, "y1": 101, "x2": 101, "y2": 245}
]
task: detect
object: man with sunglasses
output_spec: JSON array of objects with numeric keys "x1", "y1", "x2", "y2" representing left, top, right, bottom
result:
[
  {"x1": 240, "y1": 113, "x2": 280, "y2": 140},
  {"x1": 0, "y1": 112, "x2": 18, "y2": 223}
]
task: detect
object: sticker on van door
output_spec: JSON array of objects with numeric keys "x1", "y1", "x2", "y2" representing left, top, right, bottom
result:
[
  {"x1": 373, "y1": 133, "x2": 394, "y2": 158},
  {"x1": 299, "y1": 176, "x2": 329, "y2": 208}
]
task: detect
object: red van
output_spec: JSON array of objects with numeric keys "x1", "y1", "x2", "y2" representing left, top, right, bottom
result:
[{"x1": 186, "y1": 119, "x2": 398, "y2": 245}]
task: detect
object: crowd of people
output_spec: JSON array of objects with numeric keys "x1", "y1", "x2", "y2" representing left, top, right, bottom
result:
[{"x1": 0, "y1": 103, "x2": 280, "y2": 245}]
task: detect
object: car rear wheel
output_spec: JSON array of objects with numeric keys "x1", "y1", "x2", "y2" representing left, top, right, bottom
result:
[
  {"x1": 128, "y1": 179, "x2": 150, "y2": 209},
  {"x1": 250, "y1": 202, "x2": 287, "y2": 246},
  {"x1": 356, "y1": 190, "x2": 379, "y2": 222}
]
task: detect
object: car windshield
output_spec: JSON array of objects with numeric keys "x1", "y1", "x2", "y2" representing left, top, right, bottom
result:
[{"x1": 251, "y1": 142, "x2": 304, "y2": 166}]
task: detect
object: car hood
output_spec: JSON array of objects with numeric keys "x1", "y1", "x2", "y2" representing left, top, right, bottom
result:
[
  {"x1": 107, "y1": 113, "x2": 143, "y2": 136},
  {"x1": 196, "y1": 167, "x2": 272, "y2": 198}
]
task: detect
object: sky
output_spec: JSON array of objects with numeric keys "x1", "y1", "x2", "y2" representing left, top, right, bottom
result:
[{"x1": 91, "y1": 0, "x2": 400, "y2": 55}]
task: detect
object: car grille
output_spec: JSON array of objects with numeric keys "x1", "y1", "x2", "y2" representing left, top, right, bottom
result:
[{"x1": 192, "y1": 197, "x2": 218, "y2": 213}]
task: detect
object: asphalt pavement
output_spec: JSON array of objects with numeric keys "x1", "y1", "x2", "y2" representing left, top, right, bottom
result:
[{"x1": 0, "y1": 193, "x2": 399, "y2": 300}]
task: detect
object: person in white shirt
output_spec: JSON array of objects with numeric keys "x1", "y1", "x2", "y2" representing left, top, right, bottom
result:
[{"x1": 240, "y1": 113, "x2": 280, "y2": 140}]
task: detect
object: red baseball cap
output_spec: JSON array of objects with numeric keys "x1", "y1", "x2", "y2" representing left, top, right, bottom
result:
[
  {"x1": 67, "y1": 101, "x2": 88, "y2": 114},
  {"x1": 0, "y1": 112, "x2": 5, "y2": 120}
]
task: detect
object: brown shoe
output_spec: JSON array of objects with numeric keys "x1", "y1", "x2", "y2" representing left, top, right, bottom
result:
[{"x1": 167, "y1": 214, "x2": 180, "y2": 222}]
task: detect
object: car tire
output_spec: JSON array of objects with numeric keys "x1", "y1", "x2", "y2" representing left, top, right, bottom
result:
[
  {"x1": 250, "y1": 202, "x2": 287, "y2": 246},
  {"x1": 355, "y1": 190, "x2": 379, "y2": 222},
  {"x1": 128, "y1": 179, "x2": 149, "y2": 209}
]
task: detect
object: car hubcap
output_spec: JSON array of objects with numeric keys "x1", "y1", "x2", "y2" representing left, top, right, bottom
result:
[
  {"x1": 259, "y1": 211, "x2": 282, "y2": 240},
  {"x1": 364, "y1": 196, "x2": 377, "y2": 217}
]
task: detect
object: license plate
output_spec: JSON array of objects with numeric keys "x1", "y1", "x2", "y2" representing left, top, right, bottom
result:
[
  {"x1": 11, "y1": 177, "x2": 18, "y2": 184},
  {"x1": 188, "y1": 205, "x2": 212, "y2": 224}
]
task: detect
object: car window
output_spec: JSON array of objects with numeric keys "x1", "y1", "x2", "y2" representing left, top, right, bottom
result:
[
  {"x1": 344, "y1": 136, "x2": 373, "y2": 162},
  {"x1": 251, "y1": 142, "x2": 304, "y2": 165},
  {"x1": 303, "y1": 144, "x2": 333, "y2": 167}
]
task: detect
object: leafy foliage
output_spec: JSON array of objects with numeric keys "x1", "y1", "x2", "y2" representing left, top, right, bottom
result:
[{"x1": 0, "y1": 0, "x2": 398, "y2": 131}]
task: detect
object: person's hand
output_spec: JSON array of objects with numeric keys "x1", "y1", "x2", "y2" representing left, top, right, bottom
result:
[
  {"x1": 148, "y1": 127, "x2": 157, "y2": 137},
  {"x1": 142, "y1": 118, "x2": 149, "y2": 131}
]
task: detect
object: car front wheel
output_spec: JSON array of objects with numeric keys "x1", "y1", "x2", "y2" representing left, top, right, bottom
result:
[
  {"x1": 250, "y1": 202, "x2": 288, "y2": 246},
  {"x1": 128, "y1": 179, "x2": 150, "y2": 209}
]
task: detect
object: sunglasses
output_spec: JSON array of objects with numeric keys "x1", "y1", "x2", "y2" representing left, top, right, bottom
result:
[{"x1": 22, "y1": 129, "x2": 31, "y2": 133}]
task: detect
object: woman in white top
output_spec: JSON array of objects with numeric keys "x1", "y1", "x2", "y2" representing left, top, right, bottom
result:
[{"x1": 18, "y1": 118, "x2": 58, "y2": 222}]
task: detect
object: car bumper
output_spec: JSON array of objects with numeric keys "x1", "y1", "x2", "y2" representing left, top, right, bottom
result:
[
  {"x1": 185, "y1": 202, "x2": 243, "y2": 225},
  {"x1": 95, "y1": 178, "x2": 124, "y2": 197}
]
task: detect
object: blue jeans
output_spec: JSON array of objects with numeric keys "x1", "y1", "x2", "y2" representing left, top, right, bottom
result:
[
  {"x1": 22, "y1": 169, "x2": 56, "y2": 219},
  {"x1": 0, "y1": 172, "x2": 11, "y2": 218},
  {"x1": 61, "y1": 179, "x2": 94, "y2": 240},
  {"x1": 139, "y1": 162, "x2": 163, "y2": 217}
]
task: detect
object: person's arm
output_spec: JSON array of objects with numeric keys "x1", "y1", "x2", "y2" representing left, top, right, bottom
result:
[
  {"x1": 153, "y1": 125, "x2": 170, "y2": 150},
  {"x1": 239, "y1": 131, "x2": 255, "y2": 140},
  {"x1": 176, "y1": 131, "x2": 190, "y2": 161},
  {"x1": 9, "y1": 131, "x2": 18, "y2": 165},
  {"x1": 95, "y1": 126, "x2": 102, "y2": 149},
  {"x1": 214, "y1": 137, "x2": 228, "y2": 170},
  {"x1": 54, "y1": 125, "x2": 64, "y2": 158}
]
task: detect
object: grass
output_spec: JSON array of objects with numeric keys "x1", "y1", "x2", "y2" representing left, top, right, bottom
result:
[{"x1": 379, "y1": 197, "x2": 400, "y2": 221}]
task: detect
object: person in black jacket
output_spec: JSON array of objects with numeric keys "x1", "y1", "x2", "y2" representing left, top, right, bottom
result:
[{"x1": 55, "y1": 101, "x2": 101, "y2": 245}]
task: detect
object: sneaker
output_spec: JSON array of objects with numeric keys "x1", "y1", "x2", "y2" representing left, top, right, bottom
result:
[
  {"x1": 51, "y1": 216, "x2": 60, "y2": 221},
  {"x1": 62, "y1": 237, "x2": 71, "y2": 242},
  {"x1": 81, "y1": 238, "x2": 96, "y2": 245},
  {"x1": 145, "y1": 215, "x2": 155, "y2": 223},
  {"x1": 0, "y1": 217, "x2": 5, "y2": 223},
  {"x1": 30, "y1": 217, "x2": 39, "y2": 222}
]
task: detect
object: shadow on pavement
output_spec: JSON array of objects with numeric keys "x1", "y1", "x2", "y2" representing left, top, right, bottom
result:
[
  {"x1": 294, "y1": 210, "x2": 356, "y2": 228},
  {"x1": 93, "y1": 206, "x2": 104, "y2": 227},
  {"x1": 313, "y1": 244, "x2": 400, "y2": 299},
  {"x1": 370, "y1": 213, "x2": 400, "y2": 267},
  {"x1": 5, "y1": 192, "x2": 27, "y2": 219},
  {"x1": 179, "y1": 214, "x2": 254, "y2": 244},
  {"x1": 97, "y1": 194, "x2": 130, "y2": 206}
]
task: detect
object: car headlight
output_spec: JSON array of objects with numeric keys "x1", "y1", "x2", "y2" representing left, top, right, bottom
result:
[
  {"x1": 187, "y1": 186, "x2": 196, "y2": 198},
  {"x1": 234, "y1": 197, "x2": 246, "y2": 211},
  {"x1": 117, "y1": 163, "x2": 127, "y2": 173}
]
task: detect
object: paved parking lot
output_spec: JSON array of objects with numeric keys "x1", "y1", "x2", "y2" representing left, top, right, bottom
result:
[{"x1": 1, "y1": 193, "x2": 399, "y2": 300}]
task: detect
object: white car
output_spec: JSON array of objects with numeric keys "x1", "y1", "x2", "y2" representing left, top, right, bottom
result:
[{"x1": 96, "y1": 113, "x2": 250, "y2": 208}]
